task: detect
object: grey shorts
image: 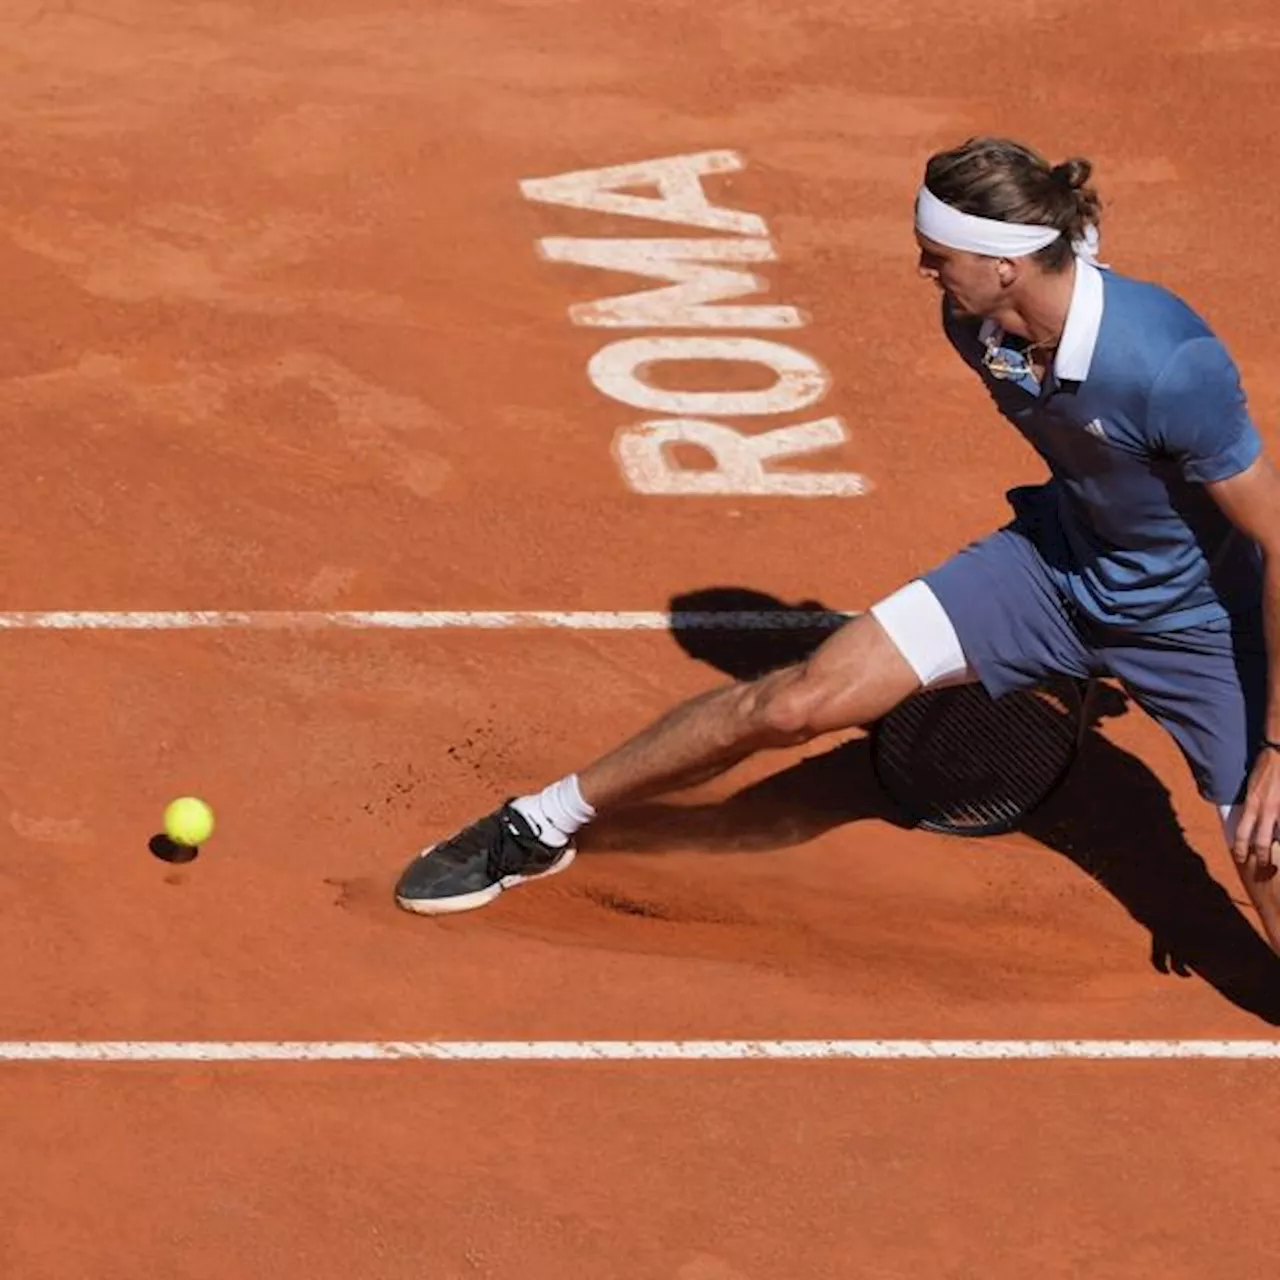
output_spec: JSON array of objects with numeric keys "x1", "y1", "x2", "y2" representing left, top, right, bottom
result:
[{"x1": 882, "y1": 523, "x2": 1267, "y2": 807}]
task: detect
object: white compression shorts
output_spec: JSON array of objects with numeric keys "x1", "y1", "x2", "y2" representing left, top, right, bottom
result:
[{"x1": 868, "y1": 578, "x2": 975, "y2": 690}]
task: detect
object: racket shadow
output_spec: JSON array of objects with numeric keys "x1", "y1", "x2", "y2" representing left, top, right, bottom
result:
[{"x1": 579, "y1": 586, "x2": 1280, "y2": 1026}]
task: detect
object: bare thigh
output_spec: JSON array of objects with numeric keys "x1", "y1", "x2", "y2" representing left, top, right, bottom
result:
[{"x1": 764, "y1": 609, "x2": 930, "y2": 738}]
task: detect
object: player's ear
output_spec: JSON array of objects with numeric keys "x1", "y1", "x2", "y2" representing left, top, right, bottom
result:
[{"x1": 996, "y1": 256, "x2": 1018, "y2": 287}]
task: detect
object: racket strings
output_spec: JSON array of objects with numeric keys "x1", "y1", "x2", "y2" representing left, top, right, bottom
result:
[{"x1": 872, "y1": 682, "x2": 1083, "y2": 835}]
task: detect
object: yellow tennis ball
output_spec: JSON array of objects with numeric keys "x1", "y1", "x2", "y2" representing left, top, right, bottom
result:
[{"x1": 163, "y1": 796, "x2": 215, "y2": 847}]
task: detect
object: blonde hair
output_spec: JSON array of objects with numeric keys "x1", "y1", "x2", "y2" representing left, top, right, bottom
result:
[{"x1": 924, "y1": 137, "x2": 1102, "y2": 270}]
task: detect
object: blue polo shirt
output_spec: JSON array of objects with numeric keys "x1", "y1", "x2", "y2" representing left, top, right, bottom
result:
[{"x1": 943, "y1": 262, "x2": 1264, "y2": 633}]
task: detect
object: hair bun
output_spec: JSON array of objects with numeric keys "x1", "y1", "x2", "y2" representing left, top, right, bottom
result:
[{"x1": 1051, "y1": 158, "x2": 1093, "y2": 190}]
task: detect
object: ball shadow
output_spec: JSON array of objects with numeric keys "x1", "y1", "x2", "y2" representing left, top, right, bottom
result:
[{"x1": 149, "y1": 833, "x2": 200, "y2": 865}]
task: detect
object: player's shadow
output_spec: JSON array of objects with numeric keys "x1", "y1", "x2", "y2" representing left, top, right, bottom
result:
[{"x1": 579, "y1": 586, "x2": 1280, "y2": 1026}]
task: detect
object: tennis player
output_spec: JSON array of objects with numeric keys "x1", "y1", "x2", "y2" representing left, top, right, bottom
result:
[{"x1": 395, "y1": 136, "x2": 1280, "y2": 955}]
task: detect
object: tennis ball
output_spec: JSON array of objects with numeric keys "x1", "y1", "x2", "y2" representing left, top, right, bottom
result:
[{"x1": 163, "y1": 796, "x2": 215, "y2": 847}]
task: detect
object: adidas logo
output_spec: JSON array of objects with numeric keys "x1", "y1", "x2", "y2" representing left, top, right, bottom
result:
[{"x1": 1083, "y1": 418, "x2": 1107, "y2": 440}]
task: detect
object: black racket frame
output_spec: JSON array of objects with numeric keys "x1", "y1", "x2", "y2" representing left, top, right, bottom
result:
[{"x1": 868, "y1": 676, "x2": 1101, "y2": 837}]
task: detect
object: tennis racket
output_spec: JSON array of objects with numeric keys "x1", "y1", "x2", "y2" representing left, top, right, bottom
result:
[{"x1": 869, "y1": 676, "x2": 1096, "y2": 836}]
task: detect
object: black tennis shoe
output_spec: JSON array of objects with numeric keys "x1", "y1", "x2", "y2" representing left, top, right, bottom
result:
[{"x1": 394, "y1": 802, "x2": 575, "y2": 915}]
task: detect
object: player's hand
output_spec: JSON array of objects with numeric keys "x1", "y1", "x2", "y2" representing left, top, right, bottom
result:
[{"x1": 1232, "y1": 746, "x2": 1280, "y2": 877}]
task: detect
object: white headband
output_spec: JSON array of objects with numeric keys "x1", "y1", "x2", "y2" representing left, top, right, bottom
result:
[{"x1": 915, "y1": 184, "x2": 1101, "y2": 263}]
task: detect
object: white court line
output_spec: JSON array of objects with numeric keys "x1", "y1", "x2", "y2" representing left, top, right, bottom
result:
[
  {"x1": 1, "y1": 1040, "x2": 1279, "y2": 1062},
  {"x1": 0, "y1": 611, "x2": 850, "y2": 631}
]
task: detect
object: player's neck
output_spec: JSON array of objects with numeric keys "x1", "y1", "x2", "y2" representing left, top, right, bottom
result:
[{"x1": 989, "y1": 260, "x2": 1077, "y2": 349}]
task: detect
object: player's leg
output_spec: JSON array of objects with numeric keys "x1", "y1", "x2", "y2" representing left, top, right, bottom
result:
[
  {"x1": 393, "y1": 521, "x2": 1092, "y2": 916},
  {"x1": 574, "y1": 588, "x2": 960, "y2": 814},
  {"x1": 393, "y1": 583, "x2": 971, "y2": 915},
  {"x1": 1101, "y1": 623, "x2": 1280, "y2": 955}
]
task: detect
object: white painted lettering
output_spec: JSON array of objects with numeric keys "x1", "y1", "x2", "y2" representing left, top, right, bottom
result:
[
  {"x1": 586, "y1": 336, "x2": 829, "y2": 416},
  {"x1": 519, "y1": 152, "x2": 765, "y2": 235},
  {"x1": 537, "y1": 237, "x2": 803, "y2": 329},
  {"x1": 520, "y1": 150, "x2": 868, "y2": 498},
  {"x1": 614, "y1": 417, "x2": 868, "y2": 497}
]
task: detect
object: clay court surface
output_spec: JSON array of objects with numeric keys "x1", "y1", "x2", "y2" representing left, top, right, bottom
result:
[{"x1": 3, "y1": 0, "x2": 1280, "y2": 1275}]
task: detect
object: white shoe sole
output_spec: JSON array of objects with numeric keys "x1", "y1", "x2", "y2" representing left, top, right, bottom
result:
[{"x1": 395, "y1": 843, "x2": 577, "y2": 916}]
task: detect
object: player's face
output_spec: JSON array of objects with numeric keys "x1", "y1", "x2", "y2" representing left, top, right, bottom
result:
[{"x1": 915, "y1": 235, "x2": 1006, "y2": 318}]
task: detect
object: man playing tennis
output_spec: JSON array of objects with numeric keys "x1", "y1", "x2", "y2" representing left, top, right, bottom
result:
[{"x1": 395, "y1": 136, "x2": 1280, "y2": 956}]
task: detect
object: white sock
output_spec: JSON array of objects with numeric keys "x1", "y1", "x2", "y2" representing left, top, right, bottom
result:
[{"x1": 510, "y1": 775, "x2": 596, "y2": 847}]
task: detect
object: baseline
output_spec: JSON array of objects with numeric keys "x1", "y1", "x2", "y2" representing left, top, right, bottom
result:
[{"x1": 0, "y1": 1039, "x2": 1279, "y2": 1062}]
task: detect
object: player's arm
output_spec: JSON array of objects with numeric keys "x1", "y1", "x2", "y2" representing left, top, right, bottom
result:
[
  {"x1": 1151, "y1": 336, "x2": 1280, "y2": 868},
  {"x1": 1203, "y1": 453, "x2": 1280, "y2": 737},
  {"x1": 1207, "y1": 454, "x2": 1280, "y2": 750},
  {"x1": 1152, "y1": 338, "x2": 1278, "y2": 747},
  {"x1": 1209, "y1": 454, "x2": 1280, "y2": 879}
]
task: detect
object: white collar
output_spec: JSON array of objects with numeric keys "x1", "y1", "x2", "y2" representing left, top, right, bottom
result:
[{"x1": 979, "y1": 258, "x2": 1105, "y2": 383}]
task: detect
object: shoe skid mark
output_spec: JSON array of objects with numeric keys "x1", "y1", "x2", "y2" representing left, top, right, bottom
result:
[
  {"x1": 585, "y1": 888, "x2": 671, "y2": 920},
  {"x1": 482, "y1": 863, "x2": 763, "y2": 967},
  {"x1": 579, "y1": 879, "x2": 756, "y2": 928}
]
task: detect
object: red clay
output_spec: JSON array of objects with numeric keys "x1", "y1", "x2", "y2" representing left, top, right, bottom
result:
[
  {"x1": 3, "y1": 1065, "x2": 1279, "y2": 1279},
  {"x1": 1, "y1": 0, "x2": 1279, "y2": 1274}
]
